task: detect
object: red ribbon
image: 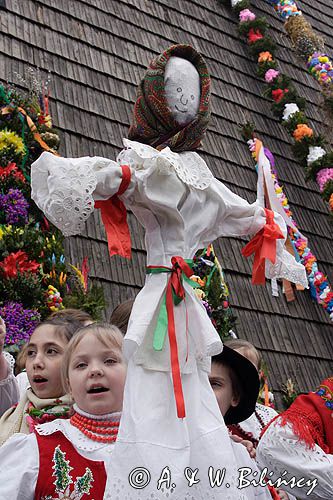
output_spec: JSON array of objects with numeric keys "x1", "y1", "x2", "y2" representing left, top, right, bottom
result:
[
  {"x1": 242, "y1": 209, "x2": 284, "y2": 285},
  {"x1": 148, "y1": 256, "x2": 194, "y2": 418},
  {"x1": 95, "y1": 165, "x2": 132, "y2": 259}
]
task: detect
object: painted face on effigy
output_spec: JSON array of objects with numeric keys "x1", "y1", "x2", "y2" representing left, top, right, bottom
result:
[{"x1": 164, "y1": 56, "x2": 200, "y2": 126}]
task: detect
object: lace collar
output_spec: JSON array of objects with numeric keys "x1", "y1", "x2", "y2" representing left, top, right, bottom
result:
[{"x1": 117, "y1": 139, "x2": 213, "y2": 190}]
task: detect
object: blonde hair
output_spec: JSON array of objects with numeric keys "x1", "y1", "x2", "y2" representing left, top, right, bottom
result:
[
  {"x1": 61, "y1": 322, "x2": 124, "y2": 393},
  {"x1": 224, "y1": 339, "x2": 262, "y2": 371}
]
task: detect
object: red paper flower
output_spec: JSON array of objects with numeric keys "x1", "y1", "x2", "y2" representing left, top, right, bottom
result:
[
  {"x1": 271, "y1": 88, "x2": 289, "y2": 103},
  {"x1": 0, "y1": 162, "x2": 26, "y2": 183},
  {"x1": 248, "y1": 28, "x2": 264, "y2": 44},
  {"x1": 0, "y1": 251, "x2": 40, "y2": 279}
]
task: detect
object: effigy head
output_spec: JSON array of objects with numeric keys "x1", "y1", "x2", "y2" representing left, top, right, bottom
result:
[{"x1": 128, "y1": 44, "x2": 211, "y2": 152}]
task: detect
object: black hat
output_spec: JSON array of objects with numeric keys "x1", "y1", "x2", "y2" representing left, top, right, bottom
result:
[{"x1": 212, "y1": 345, "x2": 260, "y2": 425}]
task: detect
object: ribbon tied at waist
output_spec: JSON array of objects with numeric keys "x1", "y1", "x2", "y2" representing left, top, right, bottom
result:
[{"x1": 147, "y1": 256, "x2": 200, "y2": 418}]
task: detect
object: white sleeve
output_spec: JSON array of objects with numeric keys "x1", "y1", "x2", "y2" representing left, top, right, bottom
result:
[
  {"x1": 0, "y1": 360, "x2": 20, "y2": 415},
  {"x1": 0, "y1": 432, "x2": 38, "y2": 499},
  {"x1": 231, "y1": 440, "x2": 272, "y2": 500},
  {"x1": 257, "y1": 420, "x2": 333, "y2": 499},
  {"x1": 31, "y1": 151, "x2": 135, "y2": 237},
  {"x1": 202, "y1": 179, "x2": 307, "y2": 288}
]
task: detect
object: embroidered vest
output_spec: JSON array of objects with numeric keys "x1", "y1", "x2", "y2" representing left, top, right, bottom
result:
[{"x1": 35, "y1": 431, "x2": 107, "y2": 500}]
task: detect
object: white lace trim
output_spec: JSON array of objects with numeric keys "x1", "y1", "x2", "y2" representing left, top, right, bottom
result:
[
  {"x1": 35, "y1": 418, "x2": 115, "y2": 453},
  {"x1": 105, "y1": 478, "x2": 248, "y2": 500},
  {"x1": 118, "y1": 139, "x2": 213, "y2": 190},
  {"x1": 45, "y1": 160, "x2": 97, "y2": 237},
  {"x1": 266, "y1": 248, "x2": 308, "y2": 288},
  {"x1": 3, "y1": 351, "x2": 15, "y2": 372}
]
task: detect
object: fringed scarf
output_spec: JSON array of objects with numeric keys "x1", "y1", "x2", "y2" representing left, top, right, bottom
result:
[
  {"x1": 0, "y1": 388, "x2": 72, "y2": 445},
  {"x1": 128, "y1": 44, "x2": 211, "y2": 152},
  {"x1": 270, "y1": 377, "x2": 333, "y2": 454}
]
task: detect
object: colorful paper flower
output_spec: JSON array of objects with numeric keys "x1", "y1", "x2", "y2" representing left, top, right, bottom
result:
[
  {"x1": 271, "y1": 88, "x2": 289, "y2": 103},
  {"x1": 282, "y1": 103, "x2": 300, "y2": 121},
  {"x1": 0, "y1": 301, "x2": 40, "y2": 347},
  {"x1": 239, "y1": 9, "x2": 256, "y2": 22},
  {"x1": 265, "y1": 69, "x2": 280, "y2": 82},
  {"x1": 248, "y1": 28, "x2": 264, "y2": 44},
  {"x1": 0, "y1": 162, "x2": 26, "y2": 183},
  {"x1": 316, "y1": 169, "x2": 333, "y2": 192},
  {"x1": 258, "y1": 51, "x2": 273, "y2": 63},
  {"x1": 0, "y1": 189, "x2": 29, "y2": 224},
  {"x1": 0, "y1": 129, "x2": 26, "y2": 158},
  {"x1": 306, "y1": 146, "x2": 326, "y2": 165},
  {"x1": 293, "y1": 123, "x2": 313, "y2": 141},
  {"x1": 0, "y1": 250, "x2": 40, "y2": 279},
  {"x1": 330, "y1": 193, "x2": 333, "y2": 212}
]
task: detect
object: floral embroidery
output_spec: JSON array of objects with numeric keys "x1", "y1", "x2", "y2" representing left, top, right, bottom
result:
[
  {"x1": 315, "y1": 383, "x2": 333, "y2": 410},
  {"x1": 42, "y1": 445, "x2": 94, "y2": 500}
]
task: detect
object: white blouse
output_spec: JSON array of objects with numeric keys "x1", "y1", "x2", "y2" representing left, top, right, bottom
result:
[{"x1": 257, "y1": 418, "x2": 333, "y2": 499}]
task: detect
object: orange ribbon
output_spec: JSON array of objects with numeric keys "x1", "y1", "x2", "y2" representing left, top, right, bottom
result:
[
  {"x1": 95, "y1": 165, "x2": 132, "y2": 259},
  {"x1": 1, "y1": 106, "x2": 60, "y2": 156},
  {"x1": 242, "y1": 208, "x2": 284, "y2": 285},
  {"x1": 148, "y1": 256, "x2": 194, "y2": 418}
]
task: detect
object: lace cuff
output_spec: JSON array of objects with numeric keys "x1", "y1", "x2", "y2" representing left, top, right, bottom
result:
[{"x1": 32, "y1": 153, "x2": 100, "y2": 237}]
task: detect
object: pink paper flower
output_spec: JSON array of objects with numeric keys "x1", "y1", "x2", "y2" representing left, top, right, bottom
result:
[
  {"x1": 265, "y1": 69, "x2": 280, "y2": 83},
  {"x1": 316, "y1": 168, "x2": 333, "y2": 192},
  {"x1": 239, "y1": 9, "x2": 256, "y2": 23}
]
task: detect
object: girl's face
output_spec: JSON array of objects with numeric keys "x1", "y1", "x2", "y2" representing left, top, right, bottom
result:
[
  {"x1": 68, "y1": 331, "x2": 127, "y2": 415},
  {"x1": 26, "y1": 325, "x2": 67, "y2": 399},
  {"x1": 209, "y1": 362, "x2": 240, "y2": 417}
]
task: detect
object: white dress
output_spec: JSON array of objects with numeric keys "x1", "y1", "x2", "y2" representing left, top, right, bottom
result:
[
  {"x1": 31, "y1": 139, "x2": 307, "y2": 500},
  {"x1": 257, "y1": 418, "x2": 333, "y2": 499}
]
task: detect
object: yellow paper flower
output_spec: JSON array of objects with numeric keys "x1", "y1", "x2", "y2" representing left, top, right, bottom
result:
[
  {"x1": 0, "y1": 129, "x2": 26, "y2": 158},
  {"x1": 194, "y1": 289, "x2": 206, "y2": 300},
  {"x1": 293, "y1": 124, "x2": 313, "y2": 141}
]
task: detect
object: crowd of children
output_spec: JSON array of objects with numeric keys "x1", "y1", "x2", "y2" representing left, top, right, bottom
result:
[{"x1": 0, "y1": 304, "x2": 332, "y2": 499}]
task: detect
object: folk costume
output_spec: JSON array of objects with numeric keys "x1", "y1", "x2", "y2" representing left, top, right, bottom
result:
[
  {"x1": 257, "y1": 377, "x2": 333, "y2": 499},
  {"x1": 0, "y1": 405, "x2": 119, "y2": 499},
  {"x1": 31, "y1": 45, "x2": 307, "y2": 499}
]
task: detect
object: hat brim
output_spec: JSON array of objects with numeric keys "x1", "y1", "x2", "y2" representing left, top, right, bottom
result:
[{"x1": 213, "y1": 346, "x2": 260, "y2": 425}]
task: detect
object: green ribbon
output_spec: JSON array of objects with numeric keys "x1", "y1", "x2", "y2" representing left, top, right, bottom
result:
[{"x1": 146, "y1": 260, "x2": 200, "y2": 351}]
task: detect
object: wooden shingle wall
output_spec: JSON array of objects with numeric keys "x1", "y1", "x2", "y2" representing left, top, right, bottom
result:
[{"x1": 1, "y1": 0, "x2": 332, "y2": 405}]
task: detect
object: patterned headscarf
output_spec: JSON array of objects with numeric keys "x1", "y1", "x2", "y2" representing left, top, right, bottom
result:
[{"x1": 128, "y1": 44, "x2": 211, "y2": 152}]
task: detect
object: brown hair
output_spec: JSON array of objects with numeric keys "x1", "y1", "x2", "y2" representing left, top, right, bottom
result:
[
  {"x1": 110, "y1": 299, "x2": 135, "y2": 335},
  {"x1": 61, "y1": 322, "x2": 124, "y2": 393},
  {"x1": 48, "y1": 308, "x2": 93, "y2": 325},
  {"x1": 15, "y1": 343, "x2": 28, "y2": 375},
  {"x1": 224, "y1": 339, "x2": 262, "y2": 371}
]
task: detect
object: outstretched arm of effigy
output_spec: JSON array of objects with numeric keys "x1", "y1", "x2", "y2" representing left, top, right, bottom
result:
[
  {"x1": 31, "y1": 151, "x2": 133, "y2": 237},
  {"x1": 200, "y1": 178, "x2": 307, "y2": 288}
]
